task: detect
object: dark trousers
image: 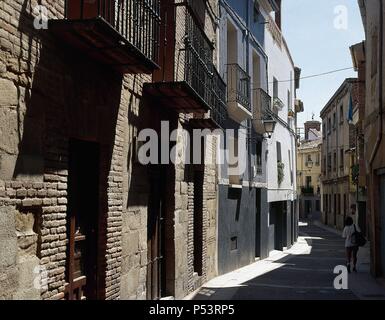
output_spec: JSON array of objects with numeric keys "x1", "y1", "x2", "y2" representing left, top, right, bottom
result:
[{"x1": 346, "y1": 246, "x2": 359, "y2": 266}]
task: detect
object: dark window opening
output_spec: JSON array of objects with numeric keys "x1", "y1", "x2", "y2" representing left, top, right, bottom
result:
[{"x1": 231, "y1": 237, "x2": 238, "y2": 251}]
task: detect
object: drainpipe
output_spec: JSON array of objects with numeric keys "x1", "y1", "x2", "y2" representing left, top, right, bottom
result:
[
  {"x1": 245, "y1": 0, "x2": 253, "y2": 188},
  {"x1": 368, "y1": 0, "x2": 383, "y2": 276}
]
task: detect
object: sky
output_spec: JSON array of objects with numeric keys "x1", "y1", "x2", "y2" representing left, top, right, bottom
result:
[{"x1": 281, "y1": 0, "x2": 365, "y2": 129}]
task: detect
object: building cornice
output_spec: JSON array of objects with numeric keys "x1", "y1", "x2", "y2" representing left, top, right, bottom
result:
[{"x1": 320, "y1": 78, "x2": 358, "y2": 118}]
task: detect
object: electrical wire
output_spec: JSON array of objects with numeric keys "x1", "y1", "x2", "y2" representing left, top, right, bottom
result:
[{"x1": 268, "y1": 67, "x2": 355, "y2": 84}]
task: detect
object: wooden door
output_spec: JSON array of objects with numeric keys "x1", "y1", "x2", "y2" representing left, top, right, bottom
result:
[
  {"x1": 193, "y1": 169, "x2": 204, "y2": 276},
  {"x1": 380, "y1": 175, "x2": 385, "y2": 277},
  {"x1": 65, "y1": 139, "x2": 100, "y2": 300},
  {"x1": 147, "y1": 166, "x2": 165, "y2": 300},
  {"x1": 67, "y1": 0, "x2": 116, "y2": 22}
]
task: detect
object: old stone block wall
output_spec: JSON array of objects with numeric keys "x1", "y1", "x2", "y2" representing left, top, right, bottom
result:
[
  {"x1": 204, "y1": 135, "x2": 218, "y2": 280},
  {"x1": 173, "y1": 123, "x2": 218, "y2": 299},
  {"x1": 119, "y1": 76, "x2": 153, "y2": 300},
  {"x1": 170, "y1": 0, "x2": 220, "y2": 299}
]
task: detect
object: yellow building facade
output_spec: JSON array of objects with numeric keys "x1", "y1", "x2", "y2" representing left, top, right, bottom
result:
[{"x1": 297, "y1": 138, "x2": 322, "y2": 219}]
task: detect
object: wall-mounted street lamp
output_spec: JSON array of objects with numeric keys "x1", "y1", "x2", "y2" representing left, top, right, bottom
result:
[
  {"x1": 249, "y1": 117, "x2": 277, "y2": 140},
  {"x1": 263, "y1": 118, "x2": 277, "y2": 138}
]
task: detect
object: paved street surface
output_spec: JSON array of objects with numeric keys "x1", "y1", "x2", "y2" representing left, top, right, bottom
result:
[{"x1": 190, "y1": 221, "x2": 385, "y2": 300}]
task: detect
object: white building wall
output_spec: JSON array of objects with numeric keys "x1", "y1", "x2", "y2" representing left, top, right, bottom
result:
[{"x1": 263, "y1": 10, "x2": 298, "y2": 204}]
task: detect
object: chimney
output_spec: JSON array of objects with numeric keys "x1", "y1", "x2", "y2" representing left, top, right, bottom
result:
[{"x1": 304, "y1": 121, "x2": 321, "y2": 140}]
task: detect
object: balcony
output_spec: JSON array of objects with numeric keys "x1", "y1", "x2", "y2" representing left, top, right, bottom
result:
[
  {"x1": 301, "y1": 186, "x2": 314, "y2": 195},
  {"x1": 144, "y1": 7, "x2": 214, "y2": 115},
  {"x1": 189, "y1": 66, "x2": 228, "y2": 129},
  {"x1": 272, "y1": 97, "x2": 284, "y2": 114},
  {"x1": 227, "y1": 64, "x2": 252, "y2": 122},
  {"x1": 253, "y1": 88, "x2": 272, "y2": 134},
  {"x1": 295, "y1": 99, "x2": 304, "y2": 113},
  {"x1": 49, "y1": 0, "x2": 161, "y2": 74}
]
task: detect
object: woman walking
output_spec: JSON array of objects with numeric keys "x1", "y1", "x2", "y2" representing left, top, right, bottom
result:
[{"x1": 342, "y1": 217, "x2": 360, "y2": 273}]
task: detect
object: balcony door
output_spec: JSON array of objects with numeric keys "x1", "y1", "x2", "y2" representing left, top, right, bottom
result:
[
  {"x1": 65, "y1": 139, "x2": 100, "y2": 300},
  {"x1": 67, "y1": 0, "x2": 116, "y2": 22},
  {"x1": 193, "y1": 168, "x2": 204, "y2": 276},
  {"x1": 380, "y1": 174, "x2": 385, "y2": 277}
]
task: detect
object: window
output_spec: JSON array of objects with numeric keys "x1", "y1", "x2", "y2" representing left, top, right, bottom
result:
[
  {"x1": 287, "y1": 90, "x2": 291, "y2": 109},
  {"x1": 273, "y1": 78, "x2": 279, "y2": 114},
  {"x1": 328, "y1": 118, "x2": 331, "y2": 134},
  {"x1": 333, "y1": 112, "x2": 336, "y2": 130},
  {"x1": 340, "y1": 148, "x2": 344, "y2": 171},
  {"x1": 288, "y1": 150, "x2": 293, "y2": 185},
  {"x1": 329, "y1": 194, "x2": 332, "y2": 214},
  {"x1": 228, "y1": 131, "x2": 241, "y2": 185},
  {"x1": 273, "y1": 78, "x2": 278, "y2": 98},
  {"x1": 323, "y1": 156, "x2": 327, "y2": 174},
  {"x1": 256, "y1": 140, "x2": 262, "y2": 174},
  {"x1": 322, "y1": 123, "x2": 326, "y2": 139},
  {"x1": 306, "y1": 176, "x2": 312, "y2": 188},
  {"x1": 253, "y1": 2, "x2": 260, "y2": 22},
  {"x1": 276, "y1": 141, "x2": 282, "y2": 162},
  {"x1": 324, "y1": 194, "x2": 327, "y2": 213},
  {"x1": 340, "y1": 105, "x2": 344, "y2": 124},
  {"x1": 338, "y1": 194, "x2": 341, "y2": 215},
  {"x1": 231, "y1": 237, "x2": 238, "y2": 251},
  {"x1": 328, "y1": 153, "x2": 332, "y2": 173},
  {"x1": 316, "y1": 153, "x2": 320, "y2": 166},
  {"x1": 333, "y1": 151, "x2": 337, "y2": 172}
]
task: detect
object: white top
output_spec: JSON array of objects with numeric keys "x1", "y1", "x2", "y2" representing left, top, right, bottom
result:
[{"x1": 342, "y1": 224, "x2": 361, "y2": 248}]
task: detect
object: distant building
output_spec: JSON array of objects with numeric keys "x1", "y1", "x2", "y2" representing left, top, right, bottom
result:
[
  {"x1": 320, "y1": 78, "x2": 359, "y2": 230},
  {"x1": 350, "y1": 41, "x2": 367, "y2": 237},
  {"x1": 297, "y1": 122, "x2": 322, "y2": 220}
]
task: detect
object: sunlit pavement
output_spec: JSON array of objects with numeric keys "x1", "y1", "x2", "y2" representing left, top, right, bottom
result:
[{"x1": 189, "y1": 221, "x2": 385, "y2": 300}]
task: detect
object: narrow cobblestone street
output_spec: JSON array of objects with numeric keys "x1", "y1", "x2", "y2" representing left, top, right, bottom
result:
[{"x1": 191, "y1": 221, "x2": 385, "y2": 300}]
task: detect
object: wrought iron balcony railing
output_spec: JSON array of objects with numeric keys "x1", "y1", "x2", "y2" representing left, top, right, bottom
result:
[
  {"x1": 227, "y1": 64, "x2": 251, "y2": 112},
  {"x1": 252, "y1": 88, "x2": 271, "y2": 133},
  {"x1": 273, "y1": 96, "x2": 285, "y2": 110},
  {"x1": 210, "y1": 66, "x2": 228, "y2": 128},
  {"x1": 53, "y1": 0, "x2": 161, "y2": 73},
  {"x1": 255, "y1": 88, "x2": 272, "y2": 117},
  {"x1": 184, "y1": 14, "x2": 214, "y2": 109},
  {"x1": 143, "y1": 6, "x2": 226, "y2": 128}
]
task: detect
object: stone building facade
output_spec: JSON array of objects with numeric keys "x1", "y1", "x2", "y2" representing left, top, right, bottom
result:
[
  {"x1": 357, "y1": 0, "x2": 385, "y2": 278},
  {"x1": 320, "y1": 78, "x2": 359, "y2": 230},
  {"x1": 297, "y1": 123, "x2": 322, "y2": 220},
  {"x1": 0, "y1": 0, "x2": 221, "y2": 300}
]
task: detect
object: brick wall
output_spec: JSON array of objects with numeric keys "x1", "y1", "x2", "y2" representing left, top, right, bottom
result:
[
  {"x1": 0, "y1": 0, "x2": 152, "y2": 300},
  {"x1": 0, "y1": 0, "x2": 220, "y2": 300}
]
